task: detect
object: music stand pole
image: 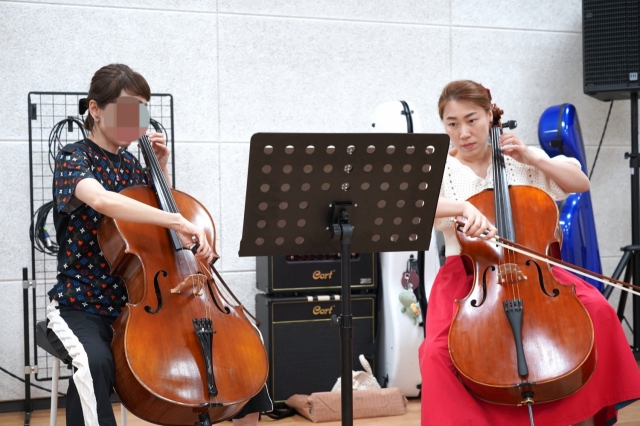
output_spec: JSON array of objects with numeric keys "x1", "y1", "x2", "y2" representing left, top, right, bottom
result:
[{"x1": 329, "y1": 207, "x2": 354, "y2": 425}]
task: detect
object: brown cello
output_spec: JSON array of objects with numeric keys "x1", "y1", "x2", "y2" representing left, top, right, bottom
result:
[
  {"x1": 98, "y1": 135, "x2": 268, "y2": 425},
  {"x1": 447, "y1": 104, "x2": 597, "y2": 415}
]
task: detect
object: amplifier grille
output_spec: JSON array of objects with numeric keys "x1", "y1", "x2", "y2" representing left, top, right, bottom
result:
[
  {"x1": 256, "y1": 294, "x2": 377, "y2": 404},
  {"x1": 583, "y1": 0, "x2": 640, "y2": 95}
]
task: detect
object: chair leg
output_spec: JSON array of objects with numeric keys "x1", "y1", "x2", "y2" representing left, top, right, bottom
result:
[
  {"x1": 50, "y1": 357, "x2": 60, "y2": 426},
  {"x1": 120, "y1": 404, "x2": 128, "y2": 426}
]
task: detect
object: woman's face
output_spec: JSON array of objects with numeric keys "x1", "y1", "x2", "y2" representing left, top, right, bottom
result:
[
  {"x1": 91, "y1": 89, "x2": 150, "y2": 146},
  {"x1": 442, "y1": 100, "x2": 492, "y2": 160}
]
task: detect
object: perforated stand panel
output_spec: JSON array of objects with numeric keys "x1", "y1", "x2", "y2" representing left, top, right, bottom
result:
[{"x1": 240, "y1": 133, "x2": 449, "y2": 256}]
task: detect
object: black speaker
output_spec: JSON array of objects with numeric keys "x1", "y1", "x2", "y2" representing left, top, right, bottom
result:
[
  {"x1": 256, "y1": 293, "x2": 377, "y2": 404},
  {"x1": 583, "y1": 0, "x2": 640, "y2": 101},
  {"x1": 256, "y1": 253, "x2": 377, "y2": 294}
]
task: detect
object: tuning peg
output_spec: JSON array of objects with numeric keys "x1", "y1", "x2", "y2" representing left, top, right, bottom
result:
[{"x1": 502, "y1": 120, "x2": 518, "y2": 129}]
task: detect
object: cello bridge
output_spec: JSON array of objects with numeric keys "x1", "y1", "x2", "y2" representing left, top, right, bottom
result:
[
  {"x1": 171, "y1": 273, "x2": 207, "y2": 296},
  {"x1": 498, "y1": 263, "x2": 527, "y2": 285}
]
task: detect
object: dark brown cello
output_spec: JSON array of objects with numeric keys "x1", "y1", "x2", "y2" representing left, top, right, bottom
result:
[
  {"x1": 448, "y1": 104, "x2": 597, "y2": 415},
  {"x1": 98, "y1": 135, "x2": 268, "y2": 425}
]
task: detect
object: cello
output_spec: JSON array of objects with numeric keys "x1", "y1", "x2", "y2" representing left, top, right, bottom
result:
[
  {"x1": 98, "y1": 135, "x2": 268, "y2": 425},
  {"x1": 447, "y1": 104, "x2": 598, "y2": 418}
]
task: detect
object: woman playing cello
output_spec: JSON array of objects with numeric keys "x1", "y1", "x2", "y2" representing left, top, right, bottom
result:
[
  {"x1": 46, "y1": 64, "x2": 270, "y2": 426},
  {"x1": 421, "y1": 80, "x2": 640, "y2": 425}
]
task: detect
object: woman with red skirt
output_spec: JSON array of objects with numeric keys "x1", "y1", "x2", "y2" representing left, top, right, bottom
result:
[{"x1": 420, "y1": 80, "x2": 640, "y2": 425}]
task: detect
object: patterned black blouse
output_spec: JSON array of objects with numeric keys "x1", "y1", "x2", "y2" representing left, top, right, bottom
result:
[{"x1": 48, "y1": 138, "x2": 147, "y2": 316}]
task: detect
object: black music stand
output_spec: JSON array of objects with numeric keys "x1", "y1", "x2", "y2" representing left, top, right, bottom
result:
[{"x1": 239, "y1": 133, "x2": 448, "y2": 426}]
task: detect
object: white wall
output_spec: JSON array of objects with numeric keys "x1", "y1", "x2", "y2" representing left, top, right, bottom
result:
[{"x1": 0, "y1": 0, "x2": 633, "y2": 404}]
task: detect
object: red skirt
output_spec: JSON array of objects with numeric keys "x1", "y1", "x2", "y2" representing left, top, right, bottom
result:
[{"x1": 419, "y1": 255, "x2": 640, "y2": 426}]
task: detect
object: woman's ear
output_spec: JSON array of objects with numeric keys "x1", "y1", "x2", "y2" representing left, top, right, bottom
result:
[
  {"x1": 487, "y1": 110, "x2": 494, "y2": 133},
  {"x1": 88, "y1": 100, "x2": 100, "y2": 119}
]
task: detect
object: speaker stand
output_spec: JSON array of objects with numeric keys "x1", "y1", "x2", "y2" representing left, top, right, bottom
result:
[{"x1": 604, "y1": 92, "x2": 640, "y2": 359}]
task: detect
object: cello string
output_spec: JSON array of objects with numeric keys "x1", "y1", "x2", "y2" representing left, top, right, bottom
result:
[
  {"x1": 492, "y1": 125, "x2": 515, "y2": 300},
  {"x1": 494, "y1": 128, "x2": 508, "y2": 293},
  {"x1": 490, "y1": 126, "x2": 504, "y2": 295},
  {"x1": 496, "y1": 124, "x2": 520, "y2": 300},
  {"x1": 503, "y1": 150, "x2": 520, "y2": 300},
  {"x1": 141, "y1": 136, "x2": 173, "y2": 210},
  {"x1": 491, "y1": 127, "x2": 506, "y2": 297}
]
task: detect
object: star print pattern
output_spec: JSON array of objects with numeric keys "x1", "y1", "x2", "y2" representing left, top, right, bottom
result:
[{"x1": 48, "y1": 139, "x2": 147, "y2": 316}]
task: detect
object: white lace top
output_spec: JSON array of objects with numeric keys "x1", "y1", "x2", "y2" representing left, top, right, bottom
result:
[{"x1": 434, "y1": 146, "x2": 582, "y2": 256}]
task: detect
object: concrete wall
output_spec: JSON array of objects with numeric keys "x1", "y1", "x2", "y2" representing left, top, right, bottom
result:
[{"x1": 0, "y1": 0, "x2": 633, "y2": 403}]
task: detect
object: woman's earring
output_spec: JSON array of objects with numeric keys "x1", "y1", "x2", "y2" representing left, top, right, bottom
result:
[{"x1": 95, "y1": 116, "x2": 100, "y2": 121}]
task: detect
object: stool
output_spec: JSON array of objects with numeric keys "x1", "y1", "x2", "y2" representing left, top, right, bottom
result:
[{"x1": 35, "y1": 320, "x2": 128, "y2": 426}]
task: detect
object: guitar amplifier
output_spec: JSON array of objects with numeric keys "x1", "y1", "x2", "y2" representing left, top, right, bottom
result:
[
  {"x1": 583, "y1": 0, "x2": 640, "y2": 100},
  {"x1": 256, "y1": 293, "x2": 377, "y2": 405},
  {"x1": 256, "y1": 253, "x2": 377, "y2": 294}
]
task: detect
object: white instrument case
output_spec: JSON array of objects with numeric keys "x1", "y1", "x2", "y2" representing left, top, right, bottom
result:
[{"x1": 370, "y1": 101, "x2": 442, "y2": 397}]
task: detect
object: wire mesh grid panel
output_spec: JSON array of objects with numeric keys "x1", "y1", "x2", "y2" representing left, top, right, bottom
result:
[{"x1": 27, "y1": 92, "x2": 175, "y2": 381}]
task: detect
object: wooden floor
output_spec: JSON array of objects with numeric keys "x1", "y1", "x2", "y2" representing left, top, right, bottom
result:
[{"x1": 1, "y1": 397, "x2": 639, "y2": 426}]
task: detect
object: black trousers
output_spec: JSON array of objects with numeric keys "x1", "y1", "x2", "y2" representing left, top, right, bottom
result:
[
  {"x1": 48, "y1": 305, "x2": 271, "y2": 425},
  {"x1": 48, "y1": 306, "x2": 117, "y2": 426}
]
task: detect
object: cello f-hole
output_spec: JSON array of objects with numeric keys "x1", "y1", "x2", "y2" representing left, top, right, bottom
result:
[
  {"x1": 144, "y1": 270, "x2": 167, "y2": 314},
  {"x1": 472, "y1": 266, "x2": 494, "y2": 307},
  {"x1": 526, "y1": 260, "x2": 559, "y2": 298},
  {"x1": 205, "y1": 278, "x2": 231, "y2": 314}
]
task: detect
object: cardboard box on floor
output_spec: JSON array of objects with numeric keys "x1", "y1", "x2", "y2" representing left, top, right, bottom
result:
[{"x1": 285, "y1": 388, "x2": 408, "y2": 423}]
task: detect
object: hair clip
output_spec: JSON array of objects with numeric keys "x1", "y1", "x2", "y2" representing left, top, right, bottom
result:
[{"x1": 79, "y1": 98, "x2": 88, "y2": 115}]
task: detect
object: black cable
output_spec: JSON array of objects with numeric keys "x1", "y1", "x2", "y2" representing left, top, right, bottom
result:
[
  {"x1": 48, "y1": 117, "x2": 87, "y2": 174},
  {"x1": 150, "y1": 117, "x2": 168, "y2": 142},
  {"x1": 262, "y1": 408, "x2": 297, "y2": 420},
  {"x1": 30, "y1": 201, "x2": 58, "y2": 256},
  {"x1": 0, "y1": 365, "x2": 66, "y2": 396},
  {"x1": 589, "y1": 100, "x2": 614, "y2": 180}
]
